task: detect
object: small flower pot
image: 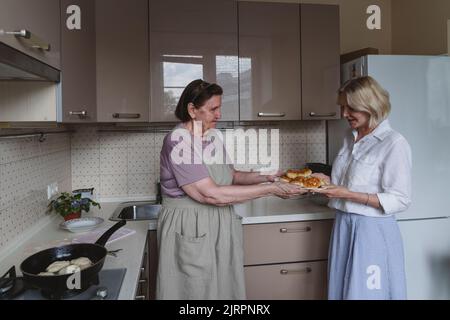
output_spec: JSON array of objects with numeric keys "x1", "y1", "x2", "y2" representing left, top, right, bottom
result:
[{"x1": 64, "y1": 211, "x2": 81, "y2": 221}]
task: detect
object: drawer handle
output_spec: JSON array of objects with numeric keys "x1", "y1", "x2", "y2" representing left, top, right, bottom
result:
[
  {"x1": 309, "y1": 112, "x2": 337, "y2": 117},
  {"x1": 69, "y1": 110, "x2": 88, "y2": 118},
  {"x1": 135, "y1": 295, "x2": 146, "y2": 300},
  {"x1": 280, "y1": 226, "x2": 311, "y2": 233},
  {"x1": 1, "y1": 29, "x2": 50, "y2": 51},
  {"x1": 258, "y1": 112, "x2": 286, "y2": 117},
  {"x1": 280, "y1": 267, "x2": 312, "y2": 275},
  {"x1": 112, "y1": 113, "x2": 141, "y2": 119},
  {"x1": 138, "y1": 279, "x2": 147, "y2": 284}
]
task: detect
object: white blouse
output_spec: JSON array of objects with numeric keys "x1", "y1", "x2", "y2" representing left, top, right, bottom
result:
[{"x1": 328, "y1": 120, "x2": 412, "y2": 217}]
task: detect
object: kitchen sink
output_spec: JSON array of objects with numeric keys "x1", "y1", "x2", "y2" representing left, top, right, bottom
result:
[{"x1": 109, "y1": 201, "x2": 162, "y2": 221}]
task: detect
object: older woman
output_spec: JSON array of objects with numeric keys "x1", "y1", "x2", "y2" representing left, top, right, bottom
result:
[
  {"x1": 156, "y1": 79, "x2": 304, "y2": 300},
  {"x1": 314, "y1": 76, "x2": 411, "y2": 300}
]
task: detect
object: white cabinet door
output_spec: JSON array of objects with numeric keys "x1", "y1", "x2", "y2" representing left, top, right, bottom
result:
[{"x1": 398, "y1": 218, "x2": 450, "y2": 299}]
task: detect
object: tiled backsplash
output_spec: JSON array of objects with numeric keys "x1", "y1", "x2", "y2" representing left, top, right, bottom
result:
[
  {"x1": 0, "y1": 121, "x2": 326, "y2": 252},
  {"x1": 0, "y1": 134, "x2": 71, "y2": 251},
  {"x1": 71, "y1": 121, "x2": 327, "y2": 199}
]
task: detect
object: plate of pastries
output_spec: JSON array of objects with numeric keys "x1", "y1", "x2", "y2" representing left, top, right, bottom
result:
[{"x1": 279, "y1": 168, "x2": 331, "y2": 190}]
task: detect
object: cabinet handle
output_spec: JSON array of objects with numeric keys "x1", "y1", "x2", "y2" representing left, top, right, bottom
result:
[
  {"x1": 309, "y1": 112, "x2": 337, "y2": 117},
  {"x1": 135, "y1": 295, "x2": 146, "y2": 300},
  {"x1": 112, "y1": 113, "x2": 141, "y2": 119},
  {"x1": 138, "y1": 279, "x2": 147, "y2": 284},
  {"x1": 280, "y1": 267, "x2": 312, "y2": 275},
  {"x1": 1, "y1": 29, "x2": 50, "y2": 51},
  {"x1": 280, "y1": 226, "x2": 311, "y2": 233},
  {"x1": 258, "y1": 112, "x2": 285, "y2": 117},
  {"x1": 69, "y1": 110, "x2": 88, "y2": 118}
]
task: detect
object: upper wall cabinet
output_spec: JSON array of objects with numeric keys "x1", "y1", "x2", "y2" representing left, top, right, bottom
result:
[
  {"x1": 0, "y1": 0, "x2": 61, "y2": 69},
  {"x1": 239, "y1": 1, "x2": 301, "y2": 121},
  {"x1": 96, "y1": 0, "x2": 149, "y2": 122},
  {"x1": 149, "y1": 0, "x2": 239, "y2": 122},
  {"x1": 301, "y1": 4, "x2": 340, "y2": 120},
  {"x1": 60, "y1": 0, "x2": 97, "y2": 123}
]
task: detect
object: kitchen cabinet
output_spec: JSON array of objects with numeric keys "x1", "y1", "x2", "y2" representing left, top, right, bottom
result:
[
  {"x1": 147, "y1": 230, "x2": 158, "y2": 300},
  {"x1": 238, "y1": 1, "x2": 301, "y2": 121},
  {"x1": 0, "y1": 82, "x2": 58, "y2": 122},
  {"x1": 135, "y1": 230, "x2": 161, "y2": 300},
  {"x1": 149, "y1": 0, "x2": 239, "y2": 122},
  {"x1": 0, "y1": 0, "x2": 61, "y2": 69},
  {"x1": 301, "y1": 4, "x2": 340, "y2": 120},
  {"x1": 60, "y1": 0, "x2": 97, "y2": 123},
  {"x1": 135, "y1": 234, "x2": 150, "y2": 300},
  {"x1": 96, "y1": 0, "x2": 149, "y2": 122},
  {"x1": 243, "y1": 219, "x2": 333, "y2": 299}
]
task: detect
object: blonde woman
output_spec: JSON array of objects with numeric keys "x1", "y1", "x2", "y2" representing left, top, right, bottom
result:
[{"x1": 314, "y1": 76, "x2": 411, "y2": 299}]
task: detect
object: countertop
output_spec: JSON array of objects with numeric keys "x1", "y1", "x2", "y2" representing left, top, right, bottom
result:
[
  {"x1": 236, "y1": 196, "x2": 335, "y2": 224},
  {"x1": 0, "y1": 196, "x2": 334, "y2": 300},
  {"x1": 0, "y1": 202, "x2": 149, "y2": 300},
  {"x1": 148, "y1": 196, "x2": 335, "y2": 229}
]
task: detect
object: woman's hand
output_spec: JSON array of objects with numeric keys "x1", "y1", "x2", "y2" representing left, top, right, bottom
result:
[
  {"x1": 314, "y1": 185, "x2": 351, "y2": 199},
  {"x1": 265, "y1": 169, "x2": 284, "y2": 182},
  {"x1": 310, "y1": 173, "x2": 331, "y2": 185},
  {"x1": 272, "y1": 181, "x2": 307, "y2": 199}
]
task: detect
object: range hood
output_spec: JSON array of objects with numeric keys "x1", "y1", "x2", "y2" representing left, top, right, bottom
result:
[{"x1": 0, "y1": 42, "x2": 59, "y2": 82}]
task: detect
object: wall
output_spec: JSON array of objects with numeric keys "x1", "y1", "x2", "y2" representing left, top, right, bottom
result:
[
  {"x1": 242, "y1": 0, "x2": 392, "y2": 54},
  {"x1": 0, "y1": 134, "x2": 71, "y2": 252},
  {"x1": 71, "y1": 122, "x2": 327, "y2": 199},
  {"x1": 0, "y1": 121, "x2": 327, "y2": 253},
  {"x1": 392, "y1": 0, "x2": 450, "y2": 55}
]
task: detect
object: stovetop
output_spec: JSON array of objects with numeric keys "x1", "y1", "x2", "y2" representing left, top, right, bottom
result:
[{"x1": 0, "y1": 268, "x2": 126, "y2": 300}]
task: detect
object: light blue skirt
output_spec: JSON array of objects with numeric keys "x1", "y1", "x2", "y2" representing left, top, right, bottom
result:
[{"x1": 328, "y1": 210, "x2": 407, "y2": 300}]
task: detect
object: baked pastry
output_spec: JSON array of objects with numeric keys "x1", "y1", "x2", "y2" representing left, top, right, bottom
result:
[
  {"x1": 303, "y1": 176, "x2": 322, "y2": 188},
  {"x1": 297, "y1": 168, "x2": 312, "y2": 177},
  {"x1": 279, "y1": 175, "x2": 292, "y2": 183},
  {"x1": 290, "y1": 176, "x2": 306, "y2": 186},
  {"x1": 286, "y1": 168, "x2": 312, "y2": 179}
]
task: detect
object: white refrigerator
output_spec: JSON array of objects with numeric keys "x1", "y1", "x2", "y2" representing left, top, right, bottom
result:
[{"x1": 328, "y1": 55, "x2": 450, "y2": 299}]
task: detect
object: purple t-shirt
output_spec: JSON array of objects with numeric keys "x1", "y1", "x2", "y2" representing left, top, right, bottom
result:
[{"x1": 159, "y1": 125, "x2": 210, "y2": 198}]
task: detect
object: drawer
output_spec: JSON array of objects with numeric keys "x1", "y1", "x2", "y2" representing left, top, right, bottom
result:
[
  {"x1": 244, "y1": 260, "x2": 327, "y2": 300},
  {"x1": 243, "y1": 220, "x2": 333, "y2": 265}
]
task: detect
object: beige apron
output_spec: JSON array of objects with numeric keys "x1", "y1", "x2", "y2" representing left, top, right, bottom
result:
[{"x1": 156, "y1": 164, "x2": 246, "y2": 300}]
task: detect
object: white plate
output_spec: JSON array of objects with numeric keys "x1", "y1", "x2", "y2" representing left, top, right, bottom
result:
[
  {"x1": 302, "y1": 185, "x2": 333, "y2": 191},
  {"x1": 60, "y1": 217, "x2": 104, "y2": 233}
]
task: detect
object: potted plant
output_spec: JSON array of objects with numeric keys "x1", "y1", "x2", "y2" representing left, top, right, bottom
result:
[{"x1": 47, "y1": 191, "x2": 101, "y2": 221}]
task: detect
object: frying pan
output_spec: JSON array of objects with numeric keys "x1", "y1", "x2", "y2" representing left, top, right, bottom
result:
[{"x1": 20, "y1": 220, "x2": 126, "y2": 299}]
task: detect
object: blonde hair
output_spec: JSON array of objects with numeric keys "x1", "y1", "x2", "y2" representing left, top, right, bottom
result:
[{"x1": 338, "y1": 76, "x2": 391, "y2": 128}]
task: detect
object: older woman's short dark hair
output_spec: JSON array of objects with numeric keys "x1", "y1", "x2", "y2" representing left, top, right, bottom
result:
[
  {"x1": 175, "y1": 79, "x2": 223, "y2": 122},
  {"x1": 338, "y1": 76, "x2": 391, "y2": 128}
]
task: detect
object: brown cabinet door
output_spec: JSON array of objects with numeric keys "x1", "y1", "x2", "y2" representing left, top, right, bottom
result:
[
  {"x1": 96, "y1": 0, "x2": 149, "y2": 122},
  {"x1": 243, "y1": 220, "x2": 333, "y2": 265},
  {"x1": 301, "y1": 4, "x2": 341, "y2": 120},
  {"x1": 60, "y1": 0, "x2": 96, "y2": 123},
  {"x1": 0, "y1": 0, "x2": 61, "y2": 69},
  {"x1": 245, "y1": 260, "x2": 328, "y2": 300},
  {"x1": 238, "y1": 2, "x2": 301, "y2": 121},
  {"x1": 149, "y1": 0, "x2": 238, "y2": 122}
]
